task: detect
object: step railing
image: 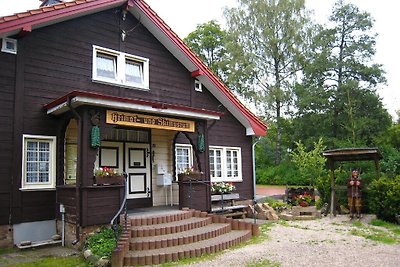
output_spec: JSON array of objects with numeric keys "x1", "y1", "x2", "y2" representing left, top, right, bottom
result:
[{"x1": 110, "y1": 172, "x2": 128, "y2": 243}]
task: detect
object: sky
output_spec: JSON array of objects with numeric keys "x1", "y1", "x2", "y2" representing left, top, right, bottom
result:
[{"x1": 0, "y1": 0, "x2": 398, "y2": 121}]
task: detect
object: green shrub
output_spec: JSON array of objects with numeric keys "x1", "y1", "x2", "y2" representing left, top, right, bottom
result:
[
  {"x1": 85, "y1": 227, "x2": 117, "y2": 258},
  {"x1": 262, "y1": 197, "x2": 290, "y2": 213},
  {"x1": 256, "y1": 161, "x2": 300, "y2": 185},
  {"x1": 368, "y1": 176, "x2": 400, "y2": 222}
]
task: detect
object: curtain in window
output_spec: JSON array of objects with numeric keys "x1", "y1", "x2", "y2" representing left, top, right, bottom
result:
[
  {"x1": 125, "y1": 60, "x2": 143, "y2": 84},
  {"x1": 96, "y1": 54, "x2": 116, "y2": 79}
]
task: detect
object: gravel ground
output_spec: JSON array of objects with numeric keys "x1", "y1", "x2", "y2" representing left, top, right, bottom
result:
[{"x1": 183, "y1": 215, "x2": 400, "y2": 267}]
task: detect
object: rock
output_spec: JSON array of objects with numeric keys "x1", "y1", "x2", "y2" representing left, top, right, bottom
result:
[
  {"x1": 256, "y1": 212, "x2": 268, "y2": 220},
  {"x1": 96, "y1": 256, "x2": 111, "y2": 267},
  {"x1": 20, "y1": 240, "x2": 31, "y2": 246},
  {"x1": 254, "y1": 203, "x2": 264, "y2": 213},
  {"x1": 52, "y1": 234, "x2": 61, "y2": 241},
  {"x1": 245, "y1": 205, "x2": 255, "y2": 216},
  {"x1": 83, "y1": 249, "x2": 93, "y2": 259},
  {"x1": 266, "y1": 210, "x2": 279, "y2": 220}
]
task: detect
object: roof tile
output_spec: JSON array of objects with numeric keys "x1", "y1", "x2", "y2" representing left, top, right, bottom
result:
[{"x1": 0, "y1": 0, "x2": 95, "y2": 24}]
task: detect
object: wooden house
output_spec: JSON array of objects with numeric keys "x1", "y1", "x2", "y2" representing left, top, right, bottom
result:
[{"x1": 0, "y1": 0, "x2": 266, "y2": 247}]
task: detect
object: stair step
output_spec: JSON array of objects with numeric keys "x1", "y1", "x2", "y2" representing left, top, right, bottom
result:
[
  {"x1": 131, "y1": 223, "x2": 231, "y2": 250},
  {"x1": 131, "y1": 216, "x2": 212, "y2": 237},
  {"x1": 129, "y1": 210, "x2": 197, "y2": 226},
  {"x1": 124, "y1": 229, "x2": 252, "y2": 266}
]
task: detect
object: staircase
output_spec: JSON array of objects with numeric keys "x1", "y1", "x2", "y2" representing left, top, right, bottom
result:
[{"x1": 112, "y1": 208, "x2": 260, "y2": 266}]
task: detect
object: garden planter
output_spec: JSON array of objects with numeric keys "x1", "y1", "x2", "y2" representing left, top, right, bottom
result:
[
  {"x1": 95, "y1": 175, "x2": 124, "y2": 185},
  {"x1": 178, "y1": 173, "x2": 202, "y2": 181}
]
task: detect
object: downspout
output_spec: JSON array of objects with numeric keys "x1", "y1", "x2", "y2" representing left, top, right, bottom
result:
[
  {"x1": 252, "y1": 137, "x2": 260, "y2": 224},
  {"x1": 67, "y1": 97, "x2": 82, "y2": 244}
]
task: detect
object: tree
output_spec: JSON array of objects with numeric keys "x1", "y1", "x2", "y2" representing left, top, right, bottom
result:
[
  {"x1": 295, "y1": 0, "x2": 390, "y2": 147},
  {"x1": 224, "y1": 0, "x2": 313, "y2": 164},
  {"x1": 290, "y1": 138, "x2": 327, "y2": 185},
  {"x1": 183, "y1": 20, "x2": 229, "y2": 82}
]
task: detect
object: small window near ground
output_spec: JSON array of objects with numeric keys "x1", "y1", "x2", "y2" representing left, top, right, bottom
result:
[
  {"x1": 22, "y1": 135, "x2": 56, "y2": 190},
  {"x1": 209, "y1": 146, "x2": 242, "y2": 182},
  {"x1": 1, "y1": 38, "x2": 17, "y2": 54},
  {"x1": 175, "y1": 144, "x2": 193, "y2": 178}
]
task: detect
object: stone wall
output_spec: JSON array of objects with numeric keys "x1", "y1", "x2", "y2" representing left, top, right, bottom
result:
[{"x1": 0, "y1": 225, "x2": 13, "y2": 248}]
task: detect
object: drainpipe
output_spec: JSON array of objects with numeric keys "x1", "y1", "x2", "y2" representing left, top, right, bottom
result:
[
  {"x1": 67, "y1": 97, "x2": 82, "y2": 245},
  {"x1": 252, "y1": 137, "x2": 260, "y2": 224}
]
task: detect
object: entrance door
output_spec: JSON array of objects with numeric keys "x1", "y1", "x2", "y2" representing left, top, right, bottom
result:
[{"x1": 125, "y1": 143, "x2": 151, "y2": 199}]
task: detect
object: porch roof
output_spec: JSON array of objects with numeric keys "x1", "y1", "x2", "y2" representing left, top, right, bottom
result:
[
  {"x1": 322, "y1": 148, "x2": 382, "y2": 162},
  {"x1": 43, "y1": 90, "x2": 223, "y2": 120}
]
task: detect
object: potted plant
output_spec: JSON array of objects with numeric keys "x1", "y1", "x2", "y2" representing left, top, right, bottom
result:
[
  {"x1": 211, "y1": 182, "x2": 236, "y2": 194},
  {"x1": 294, "y1": 193, "x2": 314, "y2": 207},
  {"x1": 94, "y1": 167, "x2": 124, "y2": 185}
]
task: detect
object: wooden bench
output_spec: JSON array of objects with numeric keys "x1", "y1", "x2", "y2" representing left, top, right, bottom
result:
[{"x1": 211, "y1": 193, "x2": 248, "y2": 218}]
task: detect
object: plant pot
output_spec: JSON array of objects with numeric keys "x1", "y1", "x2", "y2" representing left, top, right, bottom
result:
[
  {"x1": 299, "y1": 201, "x2": 309, "y2": 207},
  {"x1": 178, "y1": 173, "x2": 202, "y2": 181},
  {"x1": 95, "y1": 175, "x2": 124, "y2": 185}
]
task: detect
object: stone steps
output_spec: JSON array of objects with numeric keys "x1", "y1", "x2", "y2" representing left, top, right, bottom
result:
[
  {"x1": 111, "y1": 209, "x2": 259, "y2": 267},
  {"x1": 131, "y1": 223, "x2": 231, "y2": 250},
  {"x1": 124, "y1": 229, "x2": 251, "y2": 266}
]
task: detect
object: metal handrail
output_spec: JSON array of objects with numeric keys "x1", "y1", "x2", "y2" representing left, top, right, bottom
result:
[{"x1": 110, "y1": 173, "x2": 128, "y2": 243}]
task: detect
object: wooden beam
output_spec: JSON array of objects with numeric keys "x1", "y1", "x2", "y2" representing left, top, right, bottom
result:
[{"x1": 191, "y1": 69, "x2": 205, "y2": 78}]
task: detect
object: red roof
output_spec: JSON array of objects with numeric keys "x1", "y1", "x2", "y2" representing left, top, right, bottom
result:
[{"x1": 0, "y1": 0, "x2": 267, "y2": 136}]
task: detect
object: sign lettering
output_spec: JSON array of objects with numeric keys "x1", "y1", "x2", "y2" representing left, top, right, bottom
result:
[{"x1": 106, "y1": 110, "x2": 195, "y2": 132}]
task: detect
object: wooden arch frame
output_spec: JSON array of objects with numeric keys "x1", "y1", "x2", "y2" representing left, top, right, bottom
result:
[{"x1": 322, "y1": 148, "x2": 382, "y2": 217}]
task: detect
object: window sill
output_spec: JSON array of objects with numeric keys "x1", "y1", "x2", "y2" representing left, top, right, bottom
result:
[
  {"x1": 92, "y1": 78, "x2": 149, "y2": 91},
  {"x1": 20, "y1": 187, "x2": 56, "y2": 191},
  {"x1": 211, "y1": 178, "x2": 243, "y2": 183}
]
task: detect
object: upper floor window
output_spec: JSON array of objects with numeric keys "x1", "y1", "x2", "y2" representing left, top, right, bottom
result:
[
  {"x1": 21, "y1": 135, "x2": 56, "y2": 190},
  {"x1": 209, "y1": 146, "x2": 242, "y2": 182},
  {"x1": 92, "y1": 45, "x2": 149, "y2": 90}
]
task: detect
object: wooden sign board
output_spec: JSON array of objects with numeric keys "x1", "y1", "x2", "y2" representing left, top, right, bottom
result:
[{"x1": 106, "y1": 110, "x2": 195, "y2": 132}]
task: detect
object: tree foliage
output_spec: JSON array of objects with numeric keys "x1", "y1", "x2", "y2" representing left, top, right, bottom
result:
[
  {"x1": 290, "y1": 138, "x2": 327, "y2": 185},
  {"x1": 224, "y1": 0, "x2": 313, "y2": 164},
  {"x1": 183, "y1": 20, "x2": 229, "y2": 81},
  {"x1": 295, "y1": 0, "x2": 390, "y2": 148}
]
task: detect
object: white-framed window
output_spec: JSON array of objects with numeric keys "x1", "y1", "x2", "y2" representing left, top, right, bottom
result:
[
  {"x1": 209, "y1": 146, "x2": 242, "y2": 182},
  {"x1": 175, "y1": 144, "x2": 193, "y2": 177},
  {"x1": 92, "y1": 45, "x2": 149, "y2": 90},
  {"x1": 21, "y1": 135, "x2": 56, "y2": 190},
  {"x1": 194, "y1": 80, "x2": 202, "y2": 92},
  {"x1": 1, "y1": 38, "x2": 17, "y2": 54}
]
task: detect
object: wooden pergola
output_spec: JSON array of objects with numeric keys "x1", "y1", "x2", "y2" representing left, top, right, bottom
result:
[{"x1": 322, "y1": 148, "x2": 382, "y2": 217}]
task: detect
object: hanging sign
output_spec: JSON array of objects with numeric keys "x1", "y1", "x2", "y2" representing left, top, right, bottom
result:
[{"x1": 106, "y1": 110, "x2": 195, "y2": 132}]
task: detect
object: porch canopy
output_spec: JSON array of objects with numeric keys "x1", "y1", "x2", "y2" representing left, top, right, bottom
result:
[
  {"x1": 43, "y1": 90, "x2": 223, "y2": 121},
  {"x1": 322, "y1": 147, "x2": 382, "y2": 217}
]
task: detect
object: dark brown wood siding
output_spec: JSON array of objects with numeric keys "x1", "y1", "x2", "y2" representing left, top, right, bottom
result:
[
  {"x1": 208, "y1": 113, "x2": 254, "y2": 200},
  {"x1": 0, "y1": 51, "x2": 16, "y2": 224},
  {"x1": 2, "y1": 6, "x2": 253, "y2": 225}
]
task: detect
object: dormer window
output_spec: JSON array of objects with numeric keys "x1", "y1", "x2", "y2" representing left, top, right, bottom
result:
[{"x1": 92, "y1": 45, "x2": 149, "y2": 90}]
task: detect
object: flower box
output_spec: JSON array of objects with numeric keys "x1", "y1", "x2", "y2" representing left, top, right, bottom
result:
[
  {"x1": 178, "y1": 173, "x2": 202, "y2": 181},
  {"x1": 94, "y1": 175, "x2": 124, "y2": 185}
]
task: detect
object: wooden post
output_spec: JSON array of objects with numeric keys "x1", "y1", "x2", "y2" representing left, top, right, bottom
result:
[{"x1": 329, "y1": 160, "x2": 336, "y2": 218}]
